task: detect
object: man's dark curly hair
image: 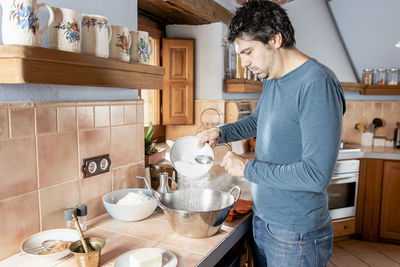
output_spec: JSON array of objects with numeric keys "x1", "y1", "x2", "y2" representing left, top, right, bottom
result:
[{"x1": 226, "y1": 0, "x2": 295, "y2": 48}]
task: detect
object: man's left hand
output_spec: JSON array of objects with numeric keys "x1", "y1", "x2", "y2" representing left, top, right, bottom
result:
[{"x1": 221, "y1": 151, "x2": 249, "y2": 177}]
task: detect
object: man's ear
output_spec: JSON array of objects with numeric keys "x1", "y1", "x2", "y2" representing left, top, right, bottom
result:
[{"x1": 268, "y1": 32, "x2": 283, "y2": 48}]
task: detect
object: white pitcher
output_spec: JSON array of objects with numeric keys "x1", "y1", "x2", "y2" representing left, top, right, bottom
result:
[
  {"x1": 109, "y1": 25, "x2": 131, "y2": 62},
  {"x1": 48, "y1": 7, "x2": 80, "y2": 53},
  {"x1": 1, "y1": 0, "x2": 54, "y2": 46},
  {"x1": 129, "y1": 30, "x2": 153, "y2": 64},
  {"x1": 81, "y1": 14, "x2": 112, "y2": 58}
]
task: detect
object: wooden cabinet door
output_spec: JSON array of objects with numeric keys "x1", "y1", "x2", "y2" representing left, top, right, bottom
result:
[
  {"x1": 380, "y1": 160, "x2": 400, "y2": 240},
  {"x1": 162, "y1": 38, "x2": 194, "y2": 125}
]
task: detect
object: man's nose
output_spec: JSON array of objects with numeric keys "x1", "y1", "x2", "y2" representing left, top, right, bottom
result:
[{"x1": 241, "y1": 56, "x2": 251, "y2": 68}]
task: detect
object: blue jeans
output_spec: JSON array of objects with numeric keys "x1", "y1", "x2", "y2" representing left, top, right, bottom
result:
[{"x1": 252, "y1": 215, "x2": 333, "y2": 267}]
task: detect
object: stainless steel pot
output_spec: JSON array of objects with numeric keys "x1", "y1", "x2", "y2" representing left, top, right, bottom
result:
[
  {"x1": 157, "y1": 186, "x2": 241, "y2": 238},
  {"x1": 137, "y1": 176, "x2": 240, "y2": 238}
]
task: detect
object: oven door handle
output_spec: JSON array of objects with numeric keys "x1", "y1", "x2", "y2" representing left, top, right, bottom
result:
[{"x1": 331, "y1": 173, "x2": 358, "y2": 181}]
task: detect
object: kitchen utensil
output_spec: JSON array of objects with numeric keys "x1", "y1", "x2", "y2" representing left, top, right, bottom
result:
[
  {"x1": 20, "y1": 228, "x2": 79, "y2": 260},
  {"x1": 141, "y1": 176, "x2": 241, "y2": 238},
  {"x1": 169, "y1": 136, "x2": 214, "y2": 179},
  {"x1": 372, "y1": 118, "x2": 383, "y2": 129},
  {"x1": 196, "y1": 108, "x2": 222, "y2": 134},
  {"x1": 70, "y1": 237, "x2": 105, "y2": 267},
  {"x1": 72, "y1": 213, "x2": 92, "y2": 253},
  {"x1": 102, "y1": 188, "x2": 157, "y2": 221},
  {"x1": 149, "y1": 163, "x2": 177, "y2": 191},
  {"x1": 114, "y1": 248, "x2": 177, "y2": 267},
  {"x1": 21, "y1": 239, "x2": 62, "y2": 254},
  {"x1": 81, "y1": 14, "x2": 112, "y2": 58},
  {"x1": 194, "y1": 155, "x2": 221, "y2": 165},
  {"x1": 394, "y1": 122, "x2": 400, "y2": 148},
  {"x1": 109, "y1": 25, "x2": 131, "y2": 62},
  {"x1": 129, "y1": 30, "x2": 153, "y2": 64},
  {"x1": 1, "y1": 0, "x2": 55, "y2": 46},
  {"x1": 48, "y1": 7, "x2": 81, "y2": 52}
]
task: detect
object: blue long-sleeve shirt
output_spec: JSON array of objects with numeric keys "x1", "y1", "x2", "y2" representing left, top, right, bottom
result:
[{"x1": 219, "y1": 58, "x2": 345, "y2": 232}]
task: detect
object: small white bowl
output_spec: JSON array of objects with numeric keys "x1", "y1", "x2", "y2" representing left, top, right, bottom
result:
[
  {"x1": 102, "y1": 188, "x2": 157, "y2": 222},
  {"x1": 20, "y1": 228, "x2": 79, "y2": 261}
]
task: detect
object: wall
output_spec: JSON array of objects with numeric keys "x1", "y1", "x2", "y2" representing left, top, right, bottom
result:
[
  {"x1": 0, "y1": 100, "x2": 145, "y2": 260},
  {"x1": 166, "y1": 23, "x2": 260, "y2": 101},
  {"x1": 342, "y1": 100, "x2": 400, "y2": 145},
  {"x1": 0, "y1": 0, "x2": 139, "y2": 102},
  {"x1": 328, "y1": 0, "x2": 400, "y2": 82},
  {"x1": 283, "y1": 0, "x2": 357, "y2": 83}
]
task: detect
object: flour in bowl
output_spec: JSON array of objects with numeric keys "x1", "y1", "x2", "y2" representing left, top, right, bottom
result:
[{"x1": 117, "y1": 192, "x2": 152, "y2": 205}]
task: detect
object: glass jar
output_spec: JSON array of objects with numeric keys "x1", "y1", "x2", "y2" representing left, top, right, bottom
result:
[
  {"x1": 362, "y1": 68, "x2": 374, "y2": 85},
  {"x1": 375, "y1": 69, "x2": 387, "y2": 85},
  {"x1": 388, "y1": 68, "x2": 398, "y2": 85}
]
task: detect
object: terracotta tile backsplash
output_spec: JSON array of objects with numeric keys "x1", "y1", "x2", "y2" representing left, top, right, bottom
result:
[
  {"x1": 0, "y1": 137, "x2": 36, "y2": 201},
  {"x1": 0, "y1": 192, "x2": 40, "y2": 259},
  {"x1": 0, "y1": 100, "x2": 144, "y2": 260},
  {"x1": 36, "y1": 107, "x2": 57, "y2": 134},
  {"x1": 10, "y1": 108, "x2": 34, "y2": 138},
  {"x1": 342, "y1": 100, "x2": 400, "y2": 144},
  {"x1": 58, "y1": 106, "x2": 76, "y2": 132},
  {"x1": 37, "y1": 132, "x2": 79, "y2": 188},
  {"x1": 0, "y1": 109, "x2": 9, "y2": 140}
]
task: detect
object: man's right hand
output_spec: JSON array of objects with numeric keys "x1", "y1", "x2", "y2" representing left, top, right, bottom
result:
[{"x1": 197, "y1": 127, "x2": 221, "y2": 149}]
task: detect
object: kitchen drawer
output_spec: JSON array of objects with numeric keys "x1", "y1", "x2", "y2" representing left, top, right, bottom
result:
[{"x1": 333, "y1": 217, "x2": 356, "y2": 238}]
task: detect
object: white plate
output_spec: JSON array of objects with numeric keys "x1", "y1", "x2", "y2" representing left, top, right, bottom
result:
[
  {"x1": 114, "y1": 248, "x2": 177, "y2": 267},
  {"x1": 20, "y1": 228, "x2": 79, "y2": 261}
]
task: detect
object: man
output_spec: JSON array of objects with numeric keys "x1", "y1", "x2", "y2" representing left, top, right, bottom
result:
[{"x1": 197, "y1": 1, "x2": 345, "y2": 266}]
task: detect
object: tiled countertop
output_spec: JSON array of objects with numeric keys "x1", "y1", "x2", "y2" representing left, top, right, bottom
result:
[
  {"x1": 0, "y1": 211, "x2": 252, "y2": 267},
  {"x1": 242, "y1": 145, "x2": 400, "y2": 161},
  {"x1": 337, "y1": 145, "x2": 400, "y2": 160}
]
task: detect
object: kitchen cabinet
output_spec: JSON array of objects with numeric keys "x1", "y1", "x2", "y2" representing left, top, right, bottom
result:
[
  {"x1": 380, "y1": 161, "x2": 400, "y2": 240},
  {"x1": 224, "y1": 78, "x2": 263, "y2": 93},
  {"x1": 0, "y1": 45, "x2": 165, "y2": 89},
  {"x1": 333, "y1": 217, "x2": 356, "y2": 238},
  {"x1": 341, "y1": 82, "x2": 400, "y2": 95},
  {"x1": 359, "y1": 158, "x2": 400, "y2": 243},
  {"x1": 161, "y1": 38, "x2": 194, "y2": 125}
]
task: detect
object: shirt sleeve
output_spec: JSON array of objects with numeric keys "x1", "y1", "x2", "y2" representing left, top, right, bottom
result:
[
  {"x1": 219, "y1": 101, "x2": 260, "y2": 143},
  {"x1": 244, "y1": 79, "x2": 345, "y2": 193}
]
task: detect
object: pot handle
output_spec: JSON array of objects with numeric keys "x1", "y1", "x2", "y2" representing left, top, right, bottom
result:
[
  {"x1": 136, "y1": 176, "x2": 166, "y2": 210},
  {"x1": 228, "y1": 185, "x2": 241, "y2": 203}
]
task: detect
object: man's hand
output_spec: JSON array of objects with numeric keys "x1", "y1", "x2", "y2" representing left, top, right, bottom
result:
[
  {"x1": 197, "y1": 127, "x2": 221, "y2": 149},
  {"x1": 221, "y1": 151, "x2": 249, "y2": 177}
]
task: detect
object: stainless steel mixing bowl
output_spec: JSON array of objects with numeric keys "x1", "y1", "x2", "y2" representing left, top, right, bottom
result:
[{"x1": 157, "y1": 186, "x2": 240, "y2": 238}]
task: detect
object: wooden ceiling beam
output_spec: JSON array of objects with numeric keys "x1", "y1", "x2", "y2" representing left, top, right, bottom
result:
[
  {"x1": 138, "y1": 0, "x2": 233, "y2": 25},
  {"x1": 164, "y1": 0, "x2": 233, "y2": 24},
  {"x1": 236, "y1": 0, "x2": 294, "y2": 5}
]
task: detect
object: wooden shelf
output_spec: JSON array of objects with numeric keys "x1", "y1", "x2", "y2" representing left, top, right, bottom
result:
[
  {"x1": 341, "y1": 82, "x2": 400, "y2": 95},
  {"x1": 363, "y1": 84, "x2": 400, "y2": 95},
  {"x1": 341, "y1": 82, "x2": 364, "y2": 92},
  {"x1": 0, "y1": 45, "x2": 165, "y2": 89},
  {"x1": 224, "y1": 79, "x2": 262, "y2": 93}
]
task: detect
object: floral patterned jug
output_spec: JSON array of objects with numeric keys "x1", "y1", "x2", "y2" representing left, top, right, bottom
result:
[
  {"x1": 48, "y1": 7, "x2": 80, "y2": 53},
  {"x1": 129, "y1": 31, "x2": 153, "y2": 64},
  {"x1": 1, "y1": 0, "x2": 54, "y2": 46}
]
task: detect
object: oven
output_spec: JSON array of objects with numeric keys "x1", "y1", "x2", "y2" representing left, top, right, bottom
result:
[{"x1": 327, "y1": 159, "x2": 360, "y2": 220}]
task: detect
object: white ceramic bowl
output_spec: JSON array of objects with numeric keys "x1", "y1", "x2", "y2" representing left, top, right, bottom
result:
[
  {"x1": 102, "y1": 188, "x2": 157, "y2": 222},
  {"x1": 170, "y1": 136, "x2": 214, "y2": 178},
  {"x1": 20, "y1": 228, "x2": 79, "y2": 261}
]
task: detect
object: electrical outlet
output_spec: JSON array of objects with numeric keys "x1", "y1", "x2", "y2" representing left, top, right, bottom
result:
[{"x1": 82, "y1": 154, "x2": 111, "y2": 178}]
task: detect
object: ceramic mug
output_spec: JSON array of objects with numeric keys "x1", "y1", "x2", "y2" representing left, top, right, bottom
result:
[
  {"x1": 1, "y1": 0, "x2": 54, "y2": 46},
  {"x1": 109, "y1": 25, "x2": 131, "y2": 62},
  {"x1": 129, "y1": 30, "x2": 153, "y2": 64},
  {"x1": 48, "y1": 7, "x2": 80, "y2": 53},
  {"x1": 81, "y1": 14, "x2": 112, "y2": 58}
]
